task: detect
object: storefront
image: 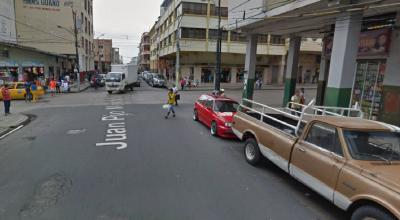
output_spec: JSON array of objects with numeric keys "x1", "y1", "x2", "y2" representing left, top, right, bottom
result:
[
  {"x1": 0, "y1": 61, "x2": 19, "y2": 82},
  {"x1": 350, "y1": 28, "x2": 392, "y2": 120},
  {"x1": 22, "y1": 62, "x2": 45, "y2": 83}
]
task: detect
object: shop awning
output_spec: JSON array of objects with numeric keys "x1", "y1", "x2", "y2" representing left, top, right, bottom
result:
[
  {"x1": 0, "y1": 60, "x2": 19, "y2": 67},
  {"x1": 21, "y1": 61, "x2": 45, "y2": 67}
]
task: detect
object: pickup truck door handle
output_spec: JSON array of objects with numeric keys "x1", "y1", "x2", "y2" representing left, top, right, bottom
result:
[{"x1": 297, "y1": 147, "x2": 306, "y2": 153}]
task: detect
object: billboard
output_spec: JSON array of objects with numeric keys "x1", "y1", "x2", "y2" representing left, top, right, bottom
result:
[{"x1": 0, "y1": 0, "x2": 17, "y2": 43}]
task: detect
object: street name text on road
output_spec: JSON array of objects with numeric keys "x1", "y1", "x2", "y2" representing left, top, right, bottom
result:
[{"x1": 96, "y1": 98, "x2": 128, "y2": 150}]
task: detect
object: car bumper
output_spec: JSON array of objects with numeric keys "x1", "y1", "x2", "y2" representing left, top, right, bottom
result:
[{"x1": 217, "y1": 125, "x2": 237, "y2": 138}]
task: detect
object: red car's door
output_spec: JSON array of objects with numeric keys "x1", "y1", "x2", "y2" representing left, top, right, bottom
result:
[
  {"x1": 196, "y1": 95, "x2": 208, "y2": 122},
  {"x1": 203, "y1": 99, "x2": 214, "y2": 126}
]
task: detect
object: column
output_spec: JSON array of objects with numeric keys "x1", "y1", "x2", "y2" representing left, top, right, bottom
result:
[
  {"x1": 278, "y1": 55, "x2": 286, "y2": 85},
  {"x1": 379, "y1": 12, "x2": 400, "y2": 126},
  {"x1": 263, "y1": 67, "x2": 270, "y2": 85},
  {"x1": 242, "y1": 34, "x2": 258, "y2": 100},
  {"x1": 316, "y1": 42, "x2": 330, "y2": 105},
  {"x1": 230, "y1": 67, "x2": 237, "y2": 84},
  {"x1": 324, "y1": 12, "x2": 362, "y2": 107},
  {"x1": 282, "y1": 36, "x2": 301, "y2": 107}
]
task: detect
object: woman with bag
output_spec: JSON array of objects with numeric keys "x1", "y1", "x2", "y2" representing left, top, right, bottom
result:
[{"x1": 164, "y1": 89, "x2": 176, "y2": 119}]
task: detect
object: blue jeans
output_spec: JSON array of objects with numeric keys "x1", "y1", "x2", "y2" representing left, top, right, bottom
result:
[
  {"x1": 3, "y1": 100, "x2": 10, "y2": 114},
  {"x1": 166, "y1": 104, "x2": 175, "y2": 116}
]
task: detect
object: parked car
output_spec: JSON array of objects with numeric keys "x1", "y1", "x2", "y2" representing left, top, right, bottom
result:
[
  {"x1": 0, "y1": 82, "x2": 45, "y2": 100},
  {"x1": 149, "y1": 74, "x2": 166, "y2": 87},
  {"x1": 232, "y1": 99, "x2": 400, "y2": 220},
  {"x1": 90, "y1": 75, "x2": 105, "y2": 87},
  {"x1": 193, "y1": 94, "x2": 239, "y2": 138}
]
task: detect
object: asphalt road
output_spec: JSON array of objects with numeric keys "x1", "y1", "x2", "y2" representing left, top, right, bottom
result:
[{"x1": 0, "y1": 84, "x2": 345, "y2": 220}]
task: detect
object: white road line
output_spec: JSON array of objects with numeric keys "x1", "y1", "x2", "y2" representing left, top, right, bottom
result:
[{"x1": 0, "y1": 125, "x2": 24, "y2": 140}]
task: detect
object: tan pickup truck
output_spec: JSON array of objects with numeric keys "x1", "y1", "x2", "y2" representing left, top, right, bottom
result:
[{"x1": 232, "y1": 99, "x2": 400, "y2": 220}]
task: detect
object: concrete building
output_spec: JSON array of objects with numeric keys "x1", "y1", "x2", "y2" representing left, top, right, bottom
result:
[
  {"x1": 149, "y1": 0, "x2": 321, "y2": 86},
  {"x1": 94, "y1": 39, "x2": 112, "y2": 73},
  {"x1": 228, "y1": 0, "x2": 400, "y2": 125},
  {"x1": 138, "y1": 32, "x2": 151, "y2": 72},
  {"x1": 111, "y1": 48, "x2": 122, "y2": 64},
  {"x1": 0, "y1": 0, "x2": 68, "y2": 83},
  {"x1": 149, "y1": 22, "x2": 160, "y2": 72},
  {"x1": 14, "y1": 0, "x2": 95, "y2": 77}
]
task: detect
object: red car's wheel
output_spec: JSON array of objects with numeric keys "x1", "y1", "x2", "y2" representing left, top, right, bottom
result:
[{"x1": 210, "y1": 121, "x2": 218, "y2": 136}]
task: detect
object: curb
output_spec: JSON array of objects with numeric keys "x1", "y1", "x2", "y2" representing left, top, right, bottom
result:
[{"x1": 0, "y1": 114, "x2": 33, "y2": 139}]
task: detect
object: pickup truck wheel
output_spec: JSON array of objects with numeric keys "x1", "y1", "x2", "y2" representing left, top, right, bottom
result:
[
  {"x1": 244, "y1": 138, "x2": 262, "y2": 166},
  {"x1": 210, "y1": 121, "x2": 218, "y2": 136},
  {"x1": 351, "y1": 205, "x2": 395, "y2": 220},
  {"x1": 193, "y1": 109, "x2": 199, "y2": 121},
  {"x1": 107, "y1": 91, "x2": 112, "y2": 94}
]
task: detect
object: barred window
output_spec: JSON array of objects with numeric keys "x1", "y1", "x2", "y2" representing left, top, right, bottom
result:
[
  {"x1": 181, "y1": 28, "x2": 206, "y2": 39},
  {"x1": 230, "y1": 32, "x2": 247, "y2": 42},
  {"x1": 208, "y1": 29, "x2": 228, "y2": 41},
  {"x1": 210, "y1": 5, "x2": 228, "y2": 17},
  {"x1": 270, "y1": 35, "x2": 285, "y2": 45},
  {"x1": 258, "y1": 35, "x2": 268, "y2": 43},
  {"x1": 182, "y1": 2, "x2": 207, "y2": 15}
]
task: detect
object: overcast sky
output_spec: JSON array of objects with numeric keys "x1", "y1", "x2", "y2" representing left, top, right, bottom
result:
[{"x1": 93, "y1": 0, "x2": 161, "y2": 63}]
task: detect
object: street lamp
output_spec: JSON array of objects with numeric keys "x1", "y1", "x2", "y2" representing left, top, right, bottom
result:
[{"x1": 213, "y1": 0, "x2": 222, "y2": 91}]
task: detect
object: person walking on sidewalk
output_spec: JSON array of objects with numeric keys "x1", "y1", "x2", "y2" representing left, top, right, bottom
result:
[
  {"x1": 1, "y1": 83, "x2": 11, "y2": 116},
  {"x1": 49, "y1": 78, "x2": 57, "y2": 97},
  {"x1": 164, "y1": 88, "x2": 176, "y2": 119}
]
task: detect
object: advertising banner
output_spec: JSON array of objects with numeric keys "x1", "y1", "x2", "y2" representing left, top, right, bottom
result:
[{"x1": 324, "y1": 28, "x2": 392, "y2": 57}]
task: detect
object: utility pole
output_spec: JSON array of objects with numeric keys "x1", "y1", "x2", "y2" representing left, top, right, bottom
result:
[
  {"x1": 215, "y1": 0, "x2": 222, "y2": 91},
  {"x1": 72, "y1": 10, "x2": 80, "y2": 91},
  {"x1": 175, "y1": 14, "x2": 184, "y2": 87}
]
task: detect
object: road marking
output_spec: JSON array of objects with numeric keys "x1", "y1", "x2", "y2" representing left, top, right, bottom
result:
[
  {"x1": 0, "y1": 125, "x2": 24, "y2": 140},
  {"x1": 96, "y1": 99, "x2": 128, "y2": 150},
  {"x1": 66, "y1": 129, "x2": 86, "y2": 135}
]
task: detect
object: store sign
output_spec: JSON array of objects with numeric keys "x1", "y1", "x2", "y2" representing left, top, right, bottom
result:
[
  {"x1": 324, "y1": 28, "x2": 392, "y2": 57},
  {"x1": 23, "y1": 0, "x2": 61, "y2": 11}
]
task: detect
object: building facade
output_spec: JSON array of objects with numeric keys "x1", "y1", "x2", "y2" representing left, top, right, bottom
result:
[
  {"x1": 111, "y1": 48, "x2": 122, "y2": 64},
  {"x1": 94, "y1": 39, "x2": 112, "y2": 73},
  {"x1": 138, "y1": 32, "x2": 150, "y2": 72},
  {"x1": 229, "y1": 0, "x2": 400, "y2": 125},
  {"x1": 14, "y1": 0, "x2": 95, "y2": 76},
  {"x1": 148, "y1": 0, "x2": 321, "y2": 86},
  {"x1": 0, "y1": 0, "x2": 69, "y2": 83}
]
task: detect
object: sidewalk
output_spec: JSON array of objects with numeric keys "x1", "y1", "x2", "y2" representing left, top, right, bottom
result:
[
  {"x1": 0, "y1": 113, "x2": 30, "y2": 138},
  {"x1": 166, "y1": 81, "x2": 317, "y2": 91},
  {"x1": 69, "y1": 81, "x2": 91, "y2": 93}
]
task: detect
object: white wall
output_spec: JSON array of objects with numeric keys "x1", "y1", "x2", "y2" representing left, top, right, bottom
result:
[{"x1": 0, "y1": 0, "x2": 17, "y2": 43}]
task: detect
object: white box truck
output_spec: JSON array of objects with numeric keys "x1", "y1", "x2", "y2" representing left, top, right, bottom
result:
[{"x1": 106, "y1": 64, "x2": 140, "y2": 94}]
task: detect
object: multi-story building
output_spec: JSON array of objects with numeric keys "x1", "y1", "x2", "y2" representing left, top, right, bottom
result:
[
  {"x1": 111, "y1": 48, "x2": 122, "y2": 64},
  {"x1": 94, "y1": 39, "x2": 112, "y2": 73},
  {"x1": 138, "y1": 32, "x2": 150, "y2": 72},
  {"x1": 0, "y1": 0, "x2": 69, "y2": 82},
  {"x1": 149, "y1": 22, "x2": 160, "y2": 72},
  {"x1": 14, "y1": 0, "x2": 95, "y2": 78},
  {"x1": 149, "y1": 0, "x2": 321, "y2": 85}
]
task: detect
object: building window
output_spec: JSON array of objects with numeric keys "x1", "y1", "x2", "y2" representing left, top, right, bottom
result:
[
  {"x1": 84, "y1": 0, "x2": 87, "y2": 10},
  {"x1": 270, "y1": 35, "x2": 285, "y2": 45},
  {"x1": 230, "y1": 32, "x2": 247, "y2": 42},
  {"x1": 181, "y1": 28, "x2": 206, "y2": 39},
  {"x1": 258, "y1": 35, "x2": 268, "y2": 43},
  {"x1": 85, "y1": 17, "x2": 88, "y2": 33},
  {"x1": 208, "y1": 29, "x2": 228, "y2": 41},
  {"x1": 182, "y1": 2, "x2": 207, "y2": 16},
  {"x1": 81, "y1": 37, "x2": 84, "y2": 48},
  {"x1": 210, "y1": 5, "x2": 228, "y2": 17}
]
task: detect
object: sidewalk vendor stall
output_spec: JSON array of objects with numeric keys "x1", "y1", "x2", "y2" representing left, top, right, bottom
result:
[{"x1": 0, "y1": 61, "x2": 19, "y2": 82}]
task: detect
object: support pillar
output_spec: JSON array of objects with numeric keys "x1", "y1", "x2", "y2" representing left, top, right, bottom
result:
[
  {"x1": 282, "y1": 36, "x2": 301, "y2": 107},
  {"x1": 278, "y1": 55, "x2": 286, "y2": 85},
  {"x1": 316, "y1": 39, "x2": 330, "y2": 105},
  {"x1": 379, "y1": 12, "x2": 400, "y2": 126},
  {"x1": 324, "y1": 13, "x2": 362, "y2": 107},
  {"x1": 242, "y1": 34, "x2": 258, "y2": 100},
  {"x1": 231, "y1": 67, "x2": 238, "y2": 83}
]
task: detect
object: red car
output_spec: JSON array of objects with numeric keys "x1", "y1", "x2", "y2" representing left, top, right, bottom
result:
[{"x1": 193, "y1": 94, "x2": 239, "y2": 138}]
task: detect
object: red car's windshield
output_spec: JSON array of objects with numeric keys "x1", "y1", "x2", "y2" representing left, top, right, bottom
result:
[{"x1": 214, "y1": 101, "x2": 239, "y2": 113}]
